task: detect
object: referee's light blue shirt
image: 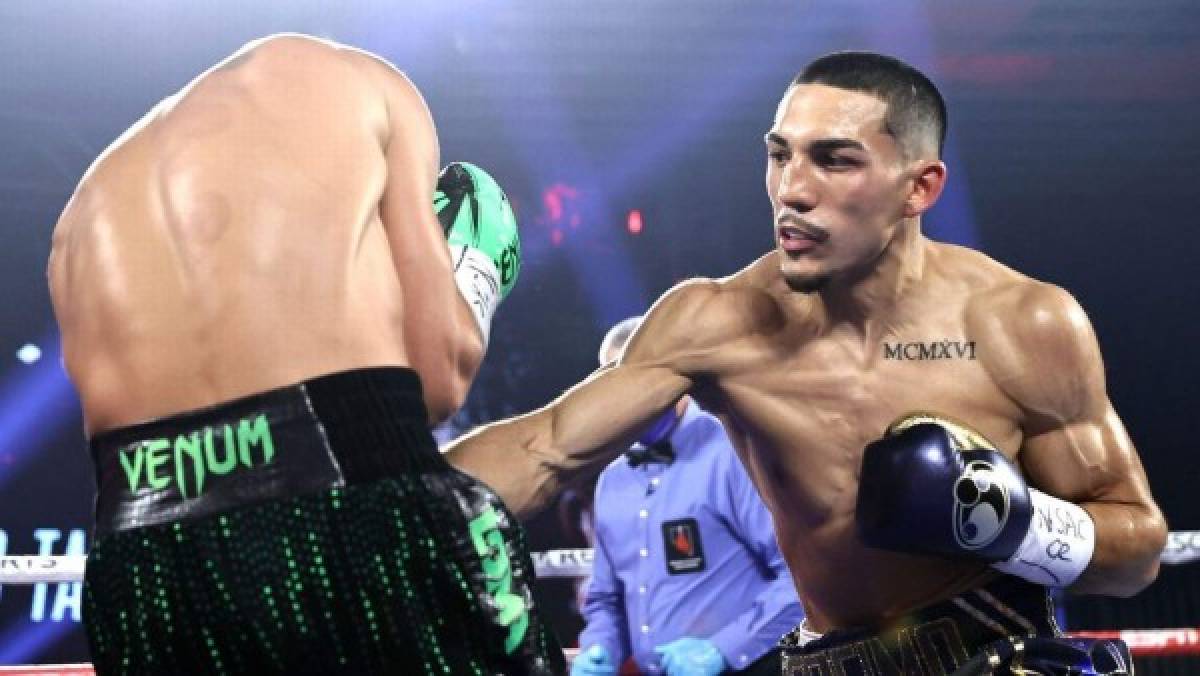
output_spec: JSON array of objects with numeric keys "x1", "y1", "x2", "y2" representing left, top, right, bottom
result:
[{"x1": 578, "y1": 401, "x2": 804, "y2": 673}]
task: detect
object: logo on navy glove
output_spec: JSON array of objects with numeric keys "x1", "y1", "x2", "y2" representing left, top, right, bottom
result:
[{"x1": 952, "y1": 460, "x2": 1012, "y2": 550}]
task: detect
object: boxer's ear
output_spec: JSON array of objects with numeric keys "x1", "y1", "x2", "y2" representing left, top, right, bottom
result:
[{"x1": 902, "y1": 160, "x2": 946, "y2": 218}]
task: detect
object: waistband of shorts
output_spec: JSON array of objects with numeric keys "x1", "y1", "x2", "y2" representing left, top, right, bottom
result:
[
  {"x1": 781, "y1": 577, "x2": 1058, "y2": 674},
  {"x1": 89, "y1": 367, "x2": 444, "y2": 536}
]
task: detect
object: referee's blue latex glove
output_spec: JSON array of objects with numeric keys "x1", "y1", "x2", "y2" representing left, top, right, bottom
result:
[
  {"x1": 654, "y1": 637, "x2": 726, "y2": 676},
  {"x1": 571, "y1": 644, "x2": 617, "y2": 676}
]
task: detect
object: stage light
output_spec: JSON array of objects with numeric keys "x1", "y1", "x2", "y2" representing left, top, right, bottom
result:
[
  {"x1": 16, "y1": 344, "x2": 41, "y2": 365},
  {"x1": 627, "y1": 209, "x2": 643, "y2": 235}
]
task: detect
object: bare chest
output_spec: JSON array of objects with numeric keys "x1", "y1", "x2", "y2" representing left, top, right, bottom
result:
[{"x1": 709, "y1": 331, "x2": 1023, "y2": 525}]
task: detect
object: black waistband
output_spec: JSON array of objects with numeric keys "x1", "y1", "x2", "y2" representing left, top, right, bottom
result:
[
  {"x1": 90, "y1": 367, "x2": 442, "y2": 537},
  {"x1": 782, "y1": 577, "x2": 1059, "y2": 675}
]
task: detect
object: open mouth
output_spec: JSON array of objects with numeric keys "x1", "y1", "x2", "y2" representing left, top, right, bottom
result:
[{"x1": 777, "y1": 225, "x2": 824, "y2": 253}]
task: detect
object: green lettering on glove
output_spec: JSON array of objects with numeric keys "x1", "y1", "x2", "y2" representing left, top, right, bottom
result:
[{"x1": 434, "y1": 162, "x2": 521, "y2": 345}]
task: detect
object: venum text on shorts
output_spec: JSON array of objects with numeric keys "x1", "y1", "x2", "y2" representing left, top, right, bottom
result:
[
  {"x1": 883, "y1": 340, "x2": 976, "y2": 361},
  {"x1": 117, "y1": 413, "x2": 275, "y2": 499}
]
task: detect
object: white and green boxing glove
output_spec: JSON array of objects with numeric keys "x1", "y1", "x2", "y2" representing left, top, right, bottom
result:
[{"x1": 434, "y1": 162, "x2": 521, "y2": 347}]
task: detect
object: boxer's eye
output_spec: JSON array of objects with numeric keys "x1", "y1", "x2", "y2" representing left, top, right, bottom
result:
[{"x1": 817, "y1": 151, "x2": 860, "y2": 169}]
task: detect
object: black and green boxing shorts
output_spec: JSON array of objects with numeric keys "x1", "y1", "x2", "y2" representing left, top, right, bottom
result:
[{"x1": 84, "y1": 367, "x2": 565, "y2": 675}]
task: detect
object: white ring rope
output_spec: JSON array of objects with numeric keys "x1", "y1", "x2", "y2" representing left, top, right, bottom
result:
[
  {"x1": 0, "y1": 530, "x2": 1195, "y2": 586},
  {"x1": 1160, "y1": 529, "x2": 1200, "y2": 565},
  {"x1": 0, "y1": 555, "x2": 86, "y2": 585},
  {"x1": 0, "y1": 549, "x2": 593, "y2": 586}
]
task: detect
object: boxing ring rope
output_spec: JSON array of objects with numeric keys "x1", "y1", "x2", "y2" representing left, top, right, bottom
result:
[
  {"x1": 0, "y1": 542, "x2": 604, "y2": 583},
  {"x1": 0, "y1": 531, "x2": 1197, "y2": 672},
  {"x1": 0, "y1": 558, "x2": 86, "y2": 586},
  {"x1": 0, "y1": 547, "x2": 598, "y2": 586},
  {"x1": 5, "y1": 529, "x2": 1196, "y2": 585}
]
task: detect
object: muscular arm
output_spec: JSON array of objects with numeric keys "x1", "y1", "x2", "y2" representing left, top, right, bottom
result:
[
  {"x1": 369, "y1": 62, "x2": 483, "y2": 424},
  {"x1": 445, "y1": 280, "x2": 733, "y2": 516},
  {"x1": 978, "y1": 284, "x2": 1167, "y2": 596}
]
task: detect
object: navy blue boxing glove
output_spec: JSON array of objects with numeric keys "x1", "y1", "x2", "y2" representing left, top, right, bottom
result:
[{"x1": 856, "y1": 413, "x2": 1095, "y2": 588}]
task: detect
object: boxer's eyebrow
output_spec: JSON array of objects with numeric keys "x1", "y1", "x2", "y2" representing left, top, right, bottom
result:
[
  {"x1": 765, "y1": 134, "x2": 866, "y2": 154},
  {"x1": 809, "y1": 138, "x2": 866, "y2": 153}
]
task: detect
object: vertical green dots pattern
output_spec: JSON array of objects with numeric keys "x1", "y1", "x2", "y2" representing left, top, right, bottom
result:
[{"x1": 83, "y1": 471, "x2": 561, "y2": 673}]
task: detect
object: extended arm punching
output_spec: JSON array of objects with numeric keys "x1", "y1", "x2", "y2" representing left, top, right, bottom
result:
[{"x1": 445, "y1": 281, "x2": 732, "y2": 517}]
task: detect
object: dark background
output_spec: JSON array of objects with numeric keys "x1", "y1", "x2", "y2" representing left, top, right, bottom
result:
[{"x1": 1, "y1": 0, "x2": 1197, "y2": 670}]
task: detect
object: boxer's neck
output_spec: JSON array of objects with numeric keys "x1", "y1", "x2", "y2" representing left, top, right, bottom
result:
[{"x1": 815, "y1": 218, "x2": 925, "y2": 336}]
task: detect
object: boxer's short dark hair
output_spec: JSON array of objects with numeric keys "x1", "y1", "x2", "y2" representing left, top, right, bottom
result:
[{"x1": 794, "y1": 52, "x2": 947, "y2": 160}]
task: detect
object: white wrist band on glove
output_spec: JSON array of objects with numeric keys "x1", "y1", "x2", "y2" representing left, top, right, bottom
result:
[
  {"x1": 449, "y1": 244, "x2": 501, "y2": 347},
  {"x1": 992, "y1": 488, "x2": 1095, "y2": 588}
]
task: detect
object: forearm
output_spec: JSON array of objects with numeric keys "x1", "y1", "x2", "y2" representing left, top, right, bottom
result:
[
  {"x1": 388, "y1": 189, "x2": 480, "y2": 425},
  {"x1": 446, "y1": 365, "x2": 688, "y2": 516},
  {"x1": 445, "y1": 408, "x2": 564, "y2": 517},
  {"x1": 1072, "y1": 500, "x2": 1167, "y2": 596},
  {"x1": 445, "y1": 408, "x2": 637, "y2": 517}
]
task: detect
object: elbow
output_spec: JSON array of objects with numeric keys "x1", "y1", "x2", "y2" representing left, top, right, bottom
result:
[
  {"x1": 422, "y1": 328, "x2": 485, "y2": 425},
  {"x1": 1112, "y1": 512, "x2": 1169, "y2": 598},
  {"x1": 1130, "y1": 513, "x2": 1169, "y2": 595},
  {"x1": 511, "y1": 414, "x2": 572, "y2": 518},
  {"x1": 1072, "y1": 507, "x2": 1168, "y2": 598},
  {"x1": 1110, "y1": 559, "x2": 1160, "y2": 599},
  {"x1": 1123, "y1": 561, "x2": 1160, "y2": 598},
  {"x1": 424, "y1": 379, "x2": 469, "y2": 426}
]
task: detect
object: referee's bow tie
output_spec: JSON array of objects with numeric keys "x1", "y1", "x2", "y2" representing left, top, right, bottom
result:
[{"x1": 626, "y1": 441, "x2": 675, "y2": 467}]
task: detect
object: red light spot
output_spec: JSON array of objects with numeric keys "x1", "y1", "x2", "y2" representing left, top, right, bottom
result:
[
  {"x1": 627, "y1": 209, "x2": 643, "y2": 234},
  {"x1": 544, "y1": 191, "x2": 563, "y2": 222},
  {"x1": 542, "y1": 183, "x2": 580, "y2": 224},
  {"x1": 551, "y1": 228, "x2": 564, "y2": 246}
]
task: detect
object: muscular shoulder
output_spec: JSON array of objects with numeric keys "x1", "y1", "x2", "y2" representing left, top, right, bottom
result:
[
  {"x1": 253, "y1": 35, "x2": 434, "y2": 168},
  {"x1": 218, "y1": 34, "x2": 355, "y2": 78},
  {"x1": 230, "y1": 34, "x2": 418, "y2": 107},
  {"x1": 231, "y1": 33, "x2": 378, "y2": 68},
  {"x1": 967, "y1": 278, "x2": 1105, "y2": 427},
  {"x1": 334, "y1": 42, "x2": 435, "y2": 152},
  {"x1": 624, "y1": 269, "x2": 782, "y2": 373}
]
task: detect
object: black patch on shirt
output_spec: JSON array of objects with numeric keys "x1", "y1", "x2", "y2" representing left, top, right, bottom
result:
[{"x1": 662, "y1": 518, "x2": 706, "y2": 575}]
